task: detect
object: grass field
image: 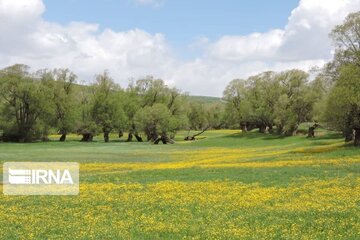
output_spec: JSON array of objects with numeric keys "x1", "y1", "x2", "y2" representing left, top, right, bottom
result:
[{"x1": 0, "y1": 130, "x2": 359, "y2": 239}]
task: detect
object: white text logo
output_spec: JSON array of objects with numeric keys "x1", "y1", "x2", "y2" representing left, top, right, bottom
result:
[
  {"x1": 8, "y1": 168, "x2": 74, "y2": 185},
  {"x1": 3, "y1": 162, "x2": 79, "y2": 195}
]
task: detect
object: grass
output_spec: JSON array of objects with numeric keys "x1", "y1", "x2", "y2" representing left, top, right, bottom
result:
[{"x1": 0, "y1": 130, "x2": 359, "y2": 239}]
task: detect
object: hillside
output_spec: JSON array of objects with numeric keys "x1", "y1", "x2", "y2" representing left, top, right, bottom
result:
[{"x1": 186, "y1": 95, "x2": 224, "y2": 105}]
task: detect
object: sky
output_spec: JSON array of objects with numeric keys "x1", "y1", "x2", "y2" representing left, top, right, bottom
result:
[{"x1": 0, "y1": 0, "x2": 360, "y2": 96}]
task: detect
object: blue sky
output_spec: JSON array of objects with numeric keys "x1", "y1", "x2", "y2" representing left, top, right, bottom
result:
[
  {"x1": 43, "y1": 0, "x2": 299, "y2": 54},
  {"x1": 1, "y1": 0, "x2": 358, "y2": 96}
]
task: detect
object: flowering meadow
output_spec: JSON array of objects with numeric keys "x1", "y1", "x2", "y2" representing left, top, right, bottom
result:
[{"x1": 0, "y1": 130, "x2": 359, "y2": 239}]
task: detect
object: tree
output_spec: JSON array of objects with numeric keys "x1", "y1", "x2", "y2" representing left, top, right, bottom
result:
[
  {"x1": 77, "y1": 85, "x2": 98, "y2": 142},
  {"x1": 323, "y1": 11, "x2": 360, "y2": 146},
  {"x1": 187, "y1": 102, "x2": 208, "y2": 131},
  {"x1": 330, "y1": 12, "x2": 360, "y2": 67},
  {"x1": 184, "y1": 102, "x2": 209, "y2": 141},
  {"x1": 325, "y1": 64, "x2": 360, "y2": 146},
  {"x1": 41, "y1": 69, "x2": 78, "y2": 141},
  {"x1": 123, "y1": 86, "x2": 142, "y2": 142},
  {"x1": 0, "y1": 65, "x2": 53, "y2": 142},
  {"x1": 223, "y1": 70, "x2": 320, "y2": 136},
  {"x1": 134, "y1": 103, "x2": 178, "y2": 144},
  {"x1": 273, "y1": 70, "x2": 316, "y2": 135},
  {"x1": 124, "y1": 76, "x2": 167, "y2": 142},
  {"x1": 184, "y1": 102, "x2": 225, "y2": 141},
  {"x1": 246, "y1": 71, "x2": 279, "y2": 133},
  {"x1": 223, "y1": 79, "x2": 251, "y2": 131},
  {"x1": 129, "y1": 76, "x2": 187, "y2": 143},
  {"x1": 90, "y1": 71, "x2": 126, "y2": 142},
  {"x1": 206, "y1": 103, "x2": 225, "y2": 129}
]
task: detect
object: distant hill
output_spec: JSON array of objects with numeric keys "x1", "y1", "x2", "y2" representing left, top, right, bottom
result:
[
  {"x1": 73, "y1": 82, "x2": 224, "y2": 105},
  {"x1": 186, "y1": 95, "x2": 224, "y2": 105}
]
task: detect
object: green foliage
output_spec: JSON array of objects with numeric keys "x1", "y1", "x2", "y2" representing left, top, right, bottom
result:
[
  {"x1": 223, "y1": 70, "x2": 320, "y2": 135},
  {"x1": 0, "y1": 64, "x2": 53, "y2": 142},
  {"x1": 127, "y1": 76, "x2": 188, "y2": 141},
  {"x1": 325, "y1": 64, "x2": 360, "y2": 130},
  {"x1": 76, "y1": 85, "x2": 99, "y2": 138},
  {"x1": 331, "y1": 11, "x2": 360, "y2": 65},
  {"x1": 325, "y1": 11, "x2": 360, "y2": 146},
  {"x1": 206, "y1": 103, "x2": 225, "y2": 129},
  {"x1": 41, "y1": 68, "x2": 79, "y2": 139},
  {"x1": 222, "y1": 79, "x2": 250, "y2": 129},
  {"x1": 90, "y1": 72, "x2": 127, "y2": 141},
  {"x1": 187, "y1": 102, "x2": 208, "y2": 130},
  {"x1": 134, "y1": 103, "x2": 179, "y2": 140},
  {"x1": 273, "y1": 69, "x2": 314, "y2": 135}
]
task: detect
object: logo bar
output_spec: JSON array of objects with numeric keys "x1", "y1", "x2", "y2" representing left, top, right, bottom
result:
[{"x1": 3, "y1": 162, "x2": 79, "y2": 195}]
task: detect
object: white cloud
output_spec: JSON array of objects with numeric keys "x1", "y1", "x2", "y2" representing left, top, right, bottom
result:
[
  {"x1": 0, "y1": 0, "x2": 175, "y2": 87},
  {"x1": 276, "y1": 0, "x2": 360, "y2": 61},
  {"x1": 207, "y1": 0, "x2": 360, "y2": 63},
  {"x1": 0, "y1": 0, "x2": 360, "y2": 97},
  {"x1": 208, "y1": 30, "x2": 284, "y2": 61}
]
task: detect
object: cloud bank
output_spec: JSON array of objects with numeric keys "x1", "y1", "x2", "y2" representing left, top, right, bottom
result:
[{"x1": 0, "y1": 0, "x2": 359, "y2": 96}]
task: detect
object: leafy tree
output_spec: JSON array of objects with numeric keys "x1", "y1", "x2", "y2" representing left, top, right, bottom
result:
[
  {"x1": 129, "y1": 76, "x2": 187, "y2": 142},
  {"x1": 325, "y1": 64, "x2": 360, "y2": 145},
  {"x1": 187, "y1": 102, "x2": 208, "y2": 131},
  {"x1": 323, "y1": 11, "x2": 360, "y2": 146},
  {"x1": 77, "y1": 85, "x2": 99, "y2": 142},
  {"x1": 124, "y1": 76, "x2": 168, "y2": 142},
  {"x1": 223, "y1": 70, "x2": 320, "y2": 135},
  {"x1": 41, "y1": 69, "x2": 78, "y2": 141},
  {"x1": 122, "y1": 86, "x2": 142, "y2": 141},
  {"x1": 246, "y1": 71, "x2": 279, "y2": 133},
  {"x1": 90, "y1": 71, "x2": 126, "y2": 142},
  {"x1": 134, "y1": 103, "x2": 178, "y2": 143},
  {"x1": 0, "y1": 65, "x2": 53, "y2": 142},
  {"x1": 184, "y1": 102, "x2": 225, "y2": 141},
  {"x1": 206, "y1": 103, "x2": 225, "y2": 129},
  {"x1": 330, "y1": 12, "x2": 360, "y2": 67},
  {"x1": 223, "y1": 79, "x2": 251, "y2": 131},
  {"x1": 134, "y1": 76, "x2": 168, "y2": 107},
  {"x1": 273, "y1": 70, "x2": 314, "y2": 135}
]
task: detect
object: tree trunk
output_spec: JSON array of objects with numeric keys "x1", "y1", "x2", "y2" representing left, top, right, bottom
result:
[
  {"x1": 118, "y1": 130, "x2": 123, "y2": 138},
  {"x1": 307, "y1": 127, "x2": 315, "y2": 138},
  {"x1": 154, "y1": 134, "x2": 174, "y2": 144},
  {"x1": 246, "y1": 123, "x2": 256, "y2": 131},
  {"x1": 344, "y1": 128, "x2": 354, "y2": 142},
  {"x1": 285, "y1": 128, "x2": 296, "y2": 136},
  {"x1": 126, "y1": 132, "x2": 133, "y2": 142},
  {"x1": 285, "y1": 124, "x2": 299, "y2": 136},
  {"x1": 259, "y1": 125, "x2": 266, "y2": 133},
  {"x1": 81, "y1": 133, "x2": 93, "y2": 142},
  {"x1": 240, "y1": 123, "x2": 247, "y2": 132},
  {"x1": 184, "y1": 127, "x2": 209, "y2": 141},
  {"x1": 134, "y1": 133, "x2": 143, "y2": 142},
  {"x1": 267, "y1": 125, "x2": 274, "y2": 134},
  {"x1": 307, "y1": 123, "x2": 319, "y2": 138},
  {"x1": 104, "y1": 131, "x2": 110, "y2": 142},
  {"x1": 354, "y1": 129, "x2": 360, "y2": 147},
  {"x1": 59, "y1": 134, "x2": 66, "y2": 142}
]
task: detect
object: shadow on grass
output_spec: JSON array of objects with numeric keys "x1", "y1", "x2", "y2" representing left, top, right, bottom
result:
[
  {"x1": 223, "y1": 131, "x2": 343, "y2": 141},
  {"x1": 223, "y1": 131, "x2": 292, "y2": 140}
]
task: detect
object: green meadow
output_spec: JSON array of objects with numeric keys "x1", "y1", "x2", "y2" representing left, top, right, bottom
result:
[{"x1": 0, "y1": 130, "x2": 359, "y2": 239}]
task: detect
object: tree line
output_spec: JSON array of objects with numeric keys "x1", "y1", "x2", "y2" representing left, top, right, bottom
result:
[
  {"x1": 0, "y1": 67, "x2": 223, "y2": 143},
  {"x1": 223, "y1": 11, "x2": 360, "y2": 146},
  {"x1": 1, "y1": 12, "x2": 360, "y2": 146}
]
